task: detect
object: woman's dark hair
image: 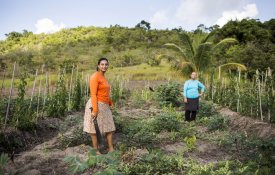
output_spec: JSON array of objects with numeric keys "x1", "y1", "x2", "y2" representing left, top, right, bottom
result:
[{"x1": 96, "y1": 57, "x2": 109, "y2": 71}]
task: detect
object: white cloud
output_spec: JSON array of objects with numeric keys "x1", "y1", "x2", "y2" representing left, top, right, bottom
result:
[
  {"x1": 149, "y1": 0, "x2": 259, "y2": 30},
  {"x1": 175, "y1": 0, "x2": 252, "y2": 29},
  {"x1": 35, "y1": 18, "x2": 66, "y2": 34},
  {"x1": 216, "y1": 4, "x2": 258, "y2": 26},
  {"x1": 150, "y1": 10, "x2": 169, "y2": 28}
]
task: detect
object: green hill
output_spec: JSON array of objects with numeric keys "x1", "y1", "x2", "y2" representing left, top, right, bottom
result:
[{"x1": 0, "y1": 19, "x2": 274, "y2": 76}]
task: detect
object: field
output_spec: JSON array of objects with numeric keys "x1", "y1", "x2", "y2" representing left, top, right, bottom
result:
[
  {"x1": 0, "y1": 64, "x2": 274, "y2": 174},
  {"x1": 0, "y1": 19, "x2": 275, "y2": 174}
]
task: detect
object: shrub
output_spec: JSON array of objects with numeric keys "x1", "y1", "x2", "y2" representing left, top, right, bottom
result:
[
  {"x1": 46, "y1": 70, "x2": 67, "y2": 118},
  {"x1": 121, "y1": 150, "x2": 183, "y2": 174},
  {"x1": 11, "y1": 71, "x2": 36, "y2": 130},
  {"x1": 71, "y1": 75, "x2": 82, "y2": 111},
  {"x1": 154, "y1": 81, "x2": 181, "y2": 107},
  {"x1": 149, "y1": 112, "x2": 181, "y2": 133},
  {"x1": 206, "y1": 115, "x2": 230, "y2": 131},
  {"x1": 198, "y1": 101, "x2": 218, "y2": 118},
  {"x1": 64, "y1": 148, "x2": 121, "y2": 174}
]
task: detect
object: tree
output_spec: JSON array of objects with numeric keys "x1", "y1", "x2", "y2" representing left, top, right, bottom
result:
[
  {"x1": 5, "y1": 31, "x2": 23, "y2": 41},
  {"x1": 163, "y1": 31, "x2": 243, "y2": 75},
  {"x1": 135, "y1": 20, "x2": 151, "y2": 30},
  {"x1": 215, "y1": 19, "x2": 271, "y2": 44}
]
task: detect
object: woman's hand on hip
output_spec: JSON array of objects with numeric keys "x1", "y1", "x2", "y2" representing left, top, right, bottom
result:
[
  {"x1": 91, "y1": 112, "x2": 97, "y2": 119},
  {"x1": 184, "y1": 98, "x2": 187, "y2": 103}
]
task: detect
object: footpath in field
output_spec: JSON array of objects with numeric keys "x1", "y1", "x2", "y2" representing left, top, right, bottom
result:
[{"x1": 5, "y1": 99, "x2": 275, "y2": 175}]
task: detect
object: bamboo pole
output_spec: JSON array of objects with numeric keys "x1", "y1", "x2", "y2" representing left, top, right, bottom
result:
[
  {"x1": 267, "y1": 67, "x2": 272, "y2": 121},
  {"x1": 4, "y1": 62, "x2": 16, "y2": 130},
  {"x1": 29, "y1": 69, "x2": 38, "y2": 108},
  {"x1": 81, "y1": 71, "x2": 85, "y2": 105},
  {"x1": 43, "y1": 71, "x2": 48, "y2": 107},
  {"x1": 256, "y1": 70, "x2": 263, "y2": 120},
  {"x1": 68, "y1": 64, "x2": 75, "y2": 110},
  {"x1": 0, "y1": 69, "x2": 6, "y2": 95},
  {"x1": 238, "y1": 68, "x2": 241, "y2": 82},
  {"x1": 237, "y1": 77, "x2": 240, "y2": 113},
  {"x1": 36, "y1": 65, "x2": 44, "y2": 118}
]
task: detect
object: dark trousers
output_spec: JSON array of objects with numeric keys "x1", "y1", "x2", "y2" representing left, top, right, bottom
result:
[{"x1": 185, "y1": 110, "x2": 197, "y2": 121}]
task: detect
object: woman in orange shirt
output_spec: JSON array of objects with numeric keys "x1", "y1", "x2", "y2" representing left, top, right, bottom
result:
[{"x1": 83, "y1": 57, "x2": 116, "y2": 155}]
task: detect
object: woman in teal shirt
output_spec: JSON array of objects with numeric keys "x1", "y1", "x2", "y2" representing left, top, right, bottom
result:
[{"x1": 183, "y1": 72, "x2": 205, "y2": 121}]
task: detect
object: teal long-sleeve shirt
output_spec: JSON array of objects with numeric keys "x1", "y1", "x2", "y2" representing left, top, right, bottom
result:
[{"x1": 183, "y1": 79, "x2": 205, "y2": 99}]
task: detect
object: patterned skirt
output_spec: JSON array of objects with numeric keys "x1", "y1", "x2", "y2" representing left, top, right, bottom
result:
[{"x1": 83, "y1": 99, "x2": 116, "y2": 134}]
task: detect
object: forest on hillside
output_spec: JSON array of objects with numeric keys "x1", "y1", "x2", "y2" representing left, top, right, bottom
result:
[{"x1": 0, "y1": 19, "x2": 275, "y2": 77}]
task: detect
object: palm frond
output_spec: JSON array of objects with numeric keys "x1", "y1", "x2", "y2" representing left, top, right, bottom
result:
[
  {"x1": 179, "y1": 32, "x2": 195, "y2": 56},
  {"x1": 213, "y1": 38, "x2": 238, "y2": 51},
  {"x1": 195, "y1": 42, "x2": 213, "y2": 72},
  {"x1": 156, "y1": 54, "x2": 174, "y2": 62},
  {"x1": 179, "y1": 61, "x2": 197, "y2": 72},
  {"x1": 164, "y1": 43, "x2": 189, "y2": 60},
  {"x1": 219, "y1": 63, "x2": 247, "y2": 71},
  {"x1": 201, "y1": 32, "x2": 215, "y2": 43}
]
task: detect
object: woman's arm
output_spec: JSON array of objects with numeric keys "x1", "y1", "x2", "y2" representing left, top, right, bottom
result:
[
  {"x1": 183, "y1": 81, "x2": 188, "y2": 102},
  {"x1": 90, "y1": 74, "x2": 99, "y2": 115},
  {"x1": 198, "y1": 81, "x2": 205, "y2": 95}
]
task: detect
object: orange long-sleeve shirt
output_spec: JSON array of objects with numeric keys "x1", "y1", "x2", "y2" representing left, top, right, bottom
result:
[{"x1": 90, "y1": 72, "x2": 113, "y2": 114}]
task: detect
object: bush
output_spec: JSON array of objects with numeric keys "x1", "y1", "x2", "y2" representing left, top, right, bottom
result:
[
  {"x1": 149, "y1": 112, "x2": 181, "y2": 133},
  {"x1": 46, "y1": 70, "x2": 67, "y2": 118},
  {"x1": 154, "y1": 81, "x2": 181, "y2": 107},
  {"x1": 64, "y1": 148, "x2": 121, "y2": 174},
  {"x1": 71, "y1": 75, "x2": 82, "y2": 111},
  {"x1": 198, "y1": 101, "x2": 217, "y2": 118},
  {"x1": 121, "y1": 150, "x2": 183, "y2": 175},
  {"x1": 110, "y1": 77, "x2": 130, "y2": 107},
  {"x1": 11, "y1": 71, "x2": 36, "y2": 130},
  {"x1": 206, "y1": 115, "x2": 230, "y2": 131},
  {"x1": 125, "y1": 120, "x2": 158, "y2": 147}
]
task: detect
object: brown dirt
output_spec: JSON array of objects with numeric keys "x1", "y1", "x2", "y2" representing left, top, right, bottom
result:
[
  {"x1": 218, "y1": 107, "x2": 275, "y2": 139},
  {"x1": 0, "y1": 117, "x2": 61, "y2": 154},
  {"x1": 4, "y1": 101, "x2": 275, "y2": 174}
]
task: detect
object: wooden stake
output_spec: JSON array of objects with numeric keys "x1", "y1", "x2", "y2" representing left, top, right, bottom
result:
[
  {"x1": 0, "y1": 69, "x2": 6, "y2": 96},
  {"x1": 36, "y1": 65, "x2": 44, "y2": 118},
  {"x1": 29, "y1": 69, "x2": 38, "y2": 108},
  {"x1": 68, "y1": 64, "x2": 75, "y2": 110},
  {"x1": 4, "y1": 62, "x2": 16, "y2": 130}
]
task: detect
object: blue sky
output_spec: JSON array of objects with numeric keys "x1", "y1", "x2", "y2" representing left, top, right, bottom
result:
[{"x1": 1, "y1": 0, "x2": 275, "y2": 40}]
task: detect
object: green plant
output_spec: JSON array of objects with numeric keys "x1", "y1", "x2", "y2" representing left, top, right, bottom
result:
[
  {"x1": 121, "y1": 150, "x2": 184, "y2": 174},
  {"x1": 179, "y1": 122, "x2": 197, "y2": 138},
  {"x1": 185, "y1": 160, "x2": 264, "y2": 175},
  {"x1": 58, "y1": 115, "x2": 90, "y2": 148},
  {"x1": 149, "y1": 112, "x2": 181, "y2": 133},
  {"x1": 71, "y1": 75, "x2": 82, "y2": 111},
  {"x1": 154, "y1": 81, "x2": 181, "y2": 107},
  {"x1": 0, "y1": 99, "x2": 7, "y2": 129},
  {"x1": 198, "y1": 101, "x2": 217, "y2": 117},
  {"x1": 110, "y1": 77, "x2": 130, "y2": 106},
  {"x1": 130, "y1": 90, "x2": 146, "y2": 107},
  {"x1": 206, "y1": 115, "x2": 229, "y2": 132},
  {"x1": 184, "y1": 135, "x2": 197, "y2": 150},
  {"x1": 11, "y1": 70, "x2": 36, "y2": 130},
  {"x1": 64, "y1": 147, "x2": 122, "y2": 174},
  {"x1": 163, "y1": 31, "x2": 240, "y2": 74},
  {"x1": 46, "y1": 69, "x2": 67, "y2": 118},
  {"x1": 0, "y1": 153, "x2": 9, "y2": 174}
]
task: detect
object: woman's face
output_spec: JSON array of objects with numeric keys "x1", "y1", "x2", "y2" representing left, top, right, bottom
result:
[
  {"x1": 191, "y1": 72, "x2": 197, "y2": 79},
  {"x1": 98, "y1": 60, "x2": 109, "y2": 72}
]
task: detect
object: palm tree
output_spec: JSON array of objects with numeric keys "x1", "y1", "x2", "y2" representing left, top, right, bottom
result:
[{"x1": 161, "y1": 32, "x2": 246, "y2": 76}]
